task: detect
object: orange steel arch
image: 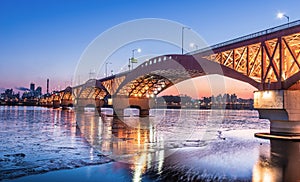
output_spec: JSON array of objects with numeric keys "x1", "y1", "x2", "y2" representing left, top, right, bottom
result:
[
  {"x1": 116, "y1": 54, "x2": 259, "y2": 98},
  {"x1": 55, "y1": 20, "x2": 300, "y2": 102}
]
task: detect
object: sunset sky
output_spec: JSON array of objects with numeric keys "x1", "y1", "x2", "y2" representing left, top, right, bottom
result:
[{"x1": 1, "y1": 0, "x2": 300, "y2": 99}]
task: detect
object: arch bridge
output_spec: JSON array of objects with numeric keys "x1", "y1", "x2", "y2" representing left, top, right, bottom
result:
[{"x1": 42, "y1": 20, "x2": 300, "y2": 137}]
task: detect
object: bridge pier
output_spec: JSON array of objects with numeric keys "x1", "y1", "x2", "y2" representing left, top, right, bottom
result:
[
  {"x1": 75, "y1": 98, "x2": 93, "y2": 113},
  {"x1": 111, "y1": 96, "x2": 153, "y2": 117},
  {"x1": 61, "y1": 99, "x2": 73, "y2": 109},
  {"x1": 46, "y1": 101, "x2": 52, "y2": 108},
  {"x1": 76, "y1": 106, "x2": 85, "y2": 112},
  {"x1": 95, "y1": 99, "x2": 105, "y2": 115},
  {"x1": 113, "y1": 109, "x2": 124, "y2": 117},
  {"x1": 74, "y1": 98, "x2": 105, "y2": 115},
  {"x1": 254, "y1": 90, "x2": 300, "y2": 139},
  {"x1": 53, "y1": 100, "x2": 60, "y2": 109},
  {"x1": 140, "y1": 109, "x2": 150, "y2": 117}
]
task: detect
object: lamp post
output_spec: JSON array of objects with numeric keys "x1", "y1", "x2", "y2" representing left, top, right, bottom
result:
[
  {"x1": 105, "y1": 61, "x2": 112, "y2": 77},
  {"x1": 128, "y1": 58, "x2": 131, "y2": 71},
  {"x1": 129, "y1": 48, "x2": 141, "y2": 70},
  {"x1": 277, "y1": 12, "x2": 289, "y2": 24},
  {"x1": 181, "y1": 26, "x2": 190, "y2": 55}
]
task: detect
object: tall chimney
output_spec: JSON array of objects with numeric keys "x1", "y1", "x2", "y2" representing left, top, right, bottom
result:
[{"x1": 47, "y1": 79, "x2": 49, "y2": 94}]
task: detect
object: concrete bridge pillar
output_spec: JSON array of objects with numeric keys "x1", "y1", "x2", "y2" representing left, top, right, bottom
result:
[
  {"x1": 113, "y1": 109, "x2": 124, "y2": 117},
  {"x1": 95, "y1": 99, "x2": 105, "y2": 115},
  {"x1": 75, "y1": 98, "x2": 103, "y2": 114},
  {"x1": 61, "y1": 99, "x2": 73, "y2": 109},
  {"x1": 254, "y1": 90, "x2": 300, "y2": 137},
  {"x1": 140, "y1": 109, "x2": 150, "y2": 117},
  {"x1": 46, "y1": 101, "x2": 52, "y2": 108},
  {"x1": 76, "y1": 106, "x2": 85, "y2": 112},
  {"x1": 53, "y1": 100, "x2": 60, "y2": 109},
  {"x1": 111, "y1": 96, "x2": 153, "y2": 117}
]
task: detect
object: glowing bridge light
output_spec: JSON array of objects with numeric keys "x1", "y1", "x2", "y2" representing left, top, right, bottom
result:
[
  {"x1": 277, "y1": 12, "x2": 289, "y2": 23},
  {"x1": 262, "y1": 91, "x2": 272, "y2": 99},
  {"x1": 277, "y1": 12, "x2": 284, "y2": 19}
]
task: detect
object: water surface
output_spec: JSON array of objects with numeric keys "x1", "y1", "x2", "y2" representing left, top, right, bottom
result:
[{"x1": 1, "y1": 106, "x2": 300, "y2": 181}]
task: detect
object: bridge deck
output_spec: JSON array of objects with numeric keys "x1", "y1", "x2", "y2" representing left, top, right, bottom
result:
[{"x1": 188, "y1": 20, "x2": 300, "y2": 55}]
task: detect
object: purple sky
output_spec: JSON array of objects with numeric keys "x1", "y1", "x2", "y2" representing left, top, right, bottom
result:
[{"x1": 1, "y1": 0, "x2": 299, "y2": 97}]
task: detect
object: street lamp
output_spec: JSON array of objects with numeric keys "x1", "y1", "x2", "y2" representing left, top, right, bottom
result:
[
  {"x1": 182, "y1": 26, "x2": 191, "y2": 54},
  {"x1": 105, "y1": 61, "x2": 112, "y2": 77},
  {"x1": 129, "y1": 48, "x2": 141, "y2": 71},
  {"x1": 277, "y1": 12, "x2": 289, "y2": 24}
]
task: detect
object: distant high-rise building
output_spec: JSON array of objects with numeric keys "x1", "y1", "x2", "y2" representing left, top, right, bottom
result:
[
  {"x1": 35, "y1": 86, "x2": 42, "y2": 97},
  {"x1": 30, "y1": 83, "x2": 35, "y2": 91},
  {"x1": 47, "y1": 79, "x2": 49, "y2": 94}
]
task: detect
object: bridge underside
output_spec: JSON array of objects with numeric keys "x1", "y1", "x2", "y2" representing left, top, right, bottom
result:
[{"x1": 116, "y1": 55, "x2": 259, "y2": 99}]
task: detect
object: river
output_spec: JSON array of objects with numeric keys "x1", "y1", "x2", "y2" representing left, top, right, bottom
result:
[{"x1": 1, "y1": 106, "x2": 299, "y2": 181}]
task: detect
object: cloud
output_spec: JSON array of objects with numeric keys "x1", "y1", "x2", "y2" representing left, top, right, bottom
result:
[{"x1": 15, "y1": 87, "x2": 30, "y2": 91}]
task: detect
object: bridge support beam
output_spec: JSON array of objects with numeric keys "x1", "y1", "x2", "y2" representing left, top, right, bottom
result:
[
  {"x1": 76, "y1": 106, "x2": 85, "y2": 112},
  {"x1": 254, "y1": 90, "x2": 300, "y2": 139},
  {"x1": 95, "y1": 99, "x2": 105, "y2": 115},
  {"x1": 113, "y1": 109, "x2": 124, "y2": 117},
  {"x1": 140, "y1": 109, "x2": 150, "y2": 117},
  {"x1": 53, "y1": 100, "x2": 60, "y2": 109},
  {"x1": 111, "y1": 96, "x2": 153, "y2": 117},
  {"x1": 46, "y1": 101, "x2": 52, "y2": 108},
  {"x1": 61, "y1": 99, "x2": 73, "y2": 110},
  {"x1": 75, "y1": 98, "x2": 94, "y2": 112},
  {"x1": 74, "y1": 98, "x2": 105, "y2": 115}
]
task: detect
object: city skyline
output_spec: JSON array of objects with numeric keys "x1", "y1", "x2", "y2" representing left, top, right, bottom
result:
[{"x1": 1, "y1": 0, "x2": 300, "y2": 98}]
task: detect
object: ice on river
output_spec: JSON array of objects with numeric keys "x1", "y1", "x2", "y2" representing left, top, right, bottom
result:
[
  {"x1": 1, "y1": 106, "x2": 271, "y2": 181},
  {"x1": 0, "y1": 106, "x2": 111, "y2": 180}
]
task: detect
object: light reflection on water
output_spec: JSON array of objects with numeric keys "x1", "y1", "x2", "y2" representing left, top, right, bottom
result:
[
  {"x1": 76, "y1": 108, "x2": 300, "y2": 181},
  {"x1": 252, "y1": 140, "x2": 300, "y2": 182},
  {"x1": 1, "y1": 106, "x2": 300, "y2": 181},
  {"x1": 0, "y1": 106, "x2": 111, "y2": 180}
]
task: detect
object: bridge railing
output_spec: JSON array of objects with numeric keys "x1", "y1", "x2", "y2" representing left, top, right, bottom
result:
[{"x1": 189, "y1": 20, "x2": 300, "y2": 54}]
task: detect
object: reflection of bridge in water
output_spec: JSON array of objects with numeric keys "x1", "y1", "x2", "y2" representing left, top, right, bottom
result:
[
  {"x1": 253, "y1": 140, "x2": 300, "y2": 181},
  {"x1": 75, "y1": 111, "x2": 300, "y2": 181},
  {"x1": 40, "y1": 20, "x2": 300, "y2": 137}
]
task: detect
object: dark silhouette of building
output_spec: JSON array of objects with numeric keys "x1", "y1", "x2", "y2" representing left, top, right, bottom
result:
[
  {"x1": 155, "y1": 93, "x2": 253, "y2": 110},
  {"x1": 30, "y1": 83, "x2": 35, "y2": 91},
  {"x1": 47, "y1": 79, "x2": 49, "y2": 94},
  {"x1": 22, "y1": 83, "x2": 42, "y2": 100},
  {"x1": 0, "y1": 89, "x2": 20, "y2": 105}
]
